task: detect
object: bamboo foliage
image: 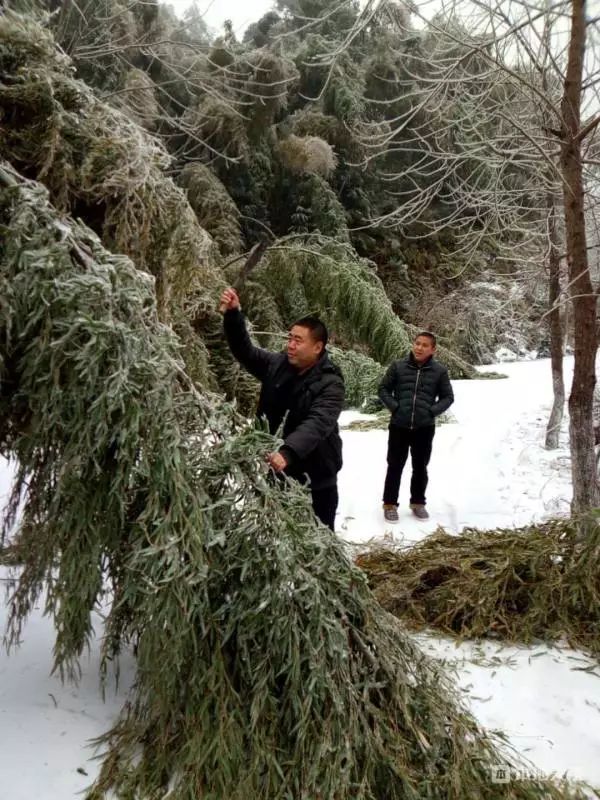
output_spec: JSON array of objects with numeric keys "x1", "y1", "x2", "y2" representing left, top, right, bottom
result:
[
  {"x1": 0, "y1": 7, "x2": 597, "y2": 797},
  {"x1": 328, "y1": 345, "x2": 384, "y2": 408},
  {"x1": 256, "y1": 240, "x2": 476, "y2": 377},
  {"x1": 0, "y1": 11, "x2": 226, "y2": 387},
  {"x1": 0, "y1": 164, "x2": 213, "y2": 675},
  {"x1": 0, "y1": 13, "x2": 220, "y2": 314},
  {"x1": 0, "y1": 164, "x2": 587, "y2": 800},
  {"x1": 121, "y1": 68, "x2": 159, "y2": 131},
  {"x1": 278, "y1": 134, "x2": 338, "y2": 177},
  {"x1": 356, "y1": 517, "x2": 600, "y2": 658},
  {"x1": 179, "y1": 162, "x2": 243, "y2": 256}
]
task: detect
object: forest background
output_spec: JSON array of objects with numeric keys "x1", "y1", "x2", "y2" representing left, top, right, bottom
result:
[{"x1": 2, "y1": 1, "x2": 600, "y2": 798}]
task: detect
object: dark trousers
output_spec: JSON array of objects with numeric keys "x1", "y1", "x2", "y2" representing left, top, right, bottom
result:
[
  {"x1": 382, "y1": 425, "x2": 435, "y2": 506},
  {"x1": 311, "y1": 486, "x2": 339, "y2": 531}
]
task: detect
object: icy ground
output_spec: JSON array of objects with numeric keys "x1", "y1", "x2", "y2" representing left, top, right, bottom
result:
[{"x1": 1, "y1": 357, "x2": 600, "y2": 797}]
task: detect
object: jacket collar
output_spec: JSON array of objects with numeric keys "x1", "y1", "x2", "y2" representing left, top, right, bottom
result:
[
  {"x1": 299, "y1": 349, "x2": 340, "y2": 380},
  {"x1": 407, "y1": 352, "x2": 433, "y2": 369}
]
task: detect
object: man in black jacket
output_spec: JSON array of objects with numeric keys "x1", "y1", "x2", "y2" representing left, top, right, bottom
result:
[
  {"x1": 378, "y1": 331, "x2": 454, "y2": 522},
  {"x1": 219, "y1": 287, "x2": 345, "y2": 530}
]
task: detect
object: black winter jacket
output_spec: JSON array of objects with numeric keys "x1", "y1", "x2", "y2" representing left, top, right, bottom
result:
[
  {"x1": 378, "y1": 353, "x2": 454, "y2": 429},
  {"x1": 224, "y1": 309, "x2": 345, "y2": 489}
]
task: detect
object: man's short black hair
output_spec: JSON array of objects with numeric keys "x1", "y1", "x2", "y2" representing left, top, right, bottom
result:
[
  {"x1": 292, "y1": 315, "x2": 328, "y2": 347},
  {"x1": 416, "y1": 330, "x2": 437, "y2": 347}
]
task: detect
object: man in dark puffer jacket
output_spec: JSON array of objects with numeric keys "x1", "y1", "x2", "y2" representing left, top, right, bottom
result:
[
  {"x1": 220, "y1": 287, "x2": 344, "y2": 530},
  {"x1": 378, "y1": 331, "x2": 454, "y2": 521}
]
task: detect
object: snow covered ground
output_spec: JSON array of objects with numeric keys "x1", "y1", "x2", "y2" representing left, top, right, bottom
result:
[
  {"x1": 338, "y1": 357, "x2": 573, "y2": 543},
  {"x1": 1, "y1": 357, "x2": 600, "y2": 797}
]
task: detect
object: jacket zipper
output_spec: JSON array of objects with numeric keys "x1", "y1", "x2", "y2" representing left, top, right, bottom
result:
[{"x1": 411, "y1": 368, "x2": 421, "y2": 429}]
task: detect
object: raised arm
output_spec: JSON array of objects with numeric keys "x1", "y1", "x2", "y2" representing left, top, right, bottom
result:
[{"x1": 220, "y1": 288, "x2": 278, "y2": 382}]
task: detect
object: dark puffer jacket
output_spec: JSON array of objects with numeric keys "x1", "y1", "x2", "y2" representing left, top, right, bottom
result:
[
  {"x1": 224, "y1": 309, "x2": 344, "y2": 489},
  {"x1": 378, "y1": 353, "x2": 454, "y2": 429}
]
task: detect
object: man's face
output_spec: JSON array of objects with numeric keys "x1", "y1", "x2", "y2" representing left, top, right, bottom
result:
[
  {"x1": 287, "y1": 325, "x2": 323, "y2": 369},
  {"x1": 412, "y1": 335, "x2": 435, "y2": 363}
]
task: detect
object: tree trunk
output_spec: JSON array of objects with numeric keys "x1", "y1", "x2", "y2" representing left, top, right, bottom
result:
[
  {"x1": 545, "y1": 196, "x2": 565, "y2": 449},
  {"x1": 560, "y1": 0, "x2": 599, "y2": 512}
]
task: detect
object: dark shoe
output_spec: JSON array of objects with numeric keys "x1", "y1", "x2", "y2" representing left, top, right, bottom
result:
[
  {"x1": 383, "y1": 504, "x2": 399, "y2": 523},
  {"x1": 410, "y1": 504, "x2": 429, "y2": 520}
]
